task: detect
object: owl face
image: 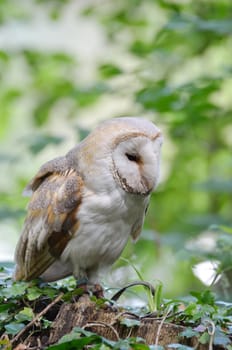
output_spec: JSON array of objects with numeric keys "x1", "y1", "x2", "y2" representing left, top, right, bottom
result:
[
  {"x1": 70, "y1": 117, "x2": 162, "y2": 198},
  {"x1": 77, "y1": 117, "x2": 163, "y2": 196},
  {"x1": 112, "y1": 132, "x2": 162, "y2": 195}
]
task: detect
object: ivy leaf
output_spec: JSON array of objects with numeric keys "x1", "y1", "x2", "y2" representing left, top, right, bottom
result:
[
  {"x1": 15, "y1": 307, "x2": 34, "y2": 322},
  {"x1": 120, "y1": 318, "x2": 141, "y2": 327},
  {"x1": 0, "y1": 303, "x2": 15, "y2": 312},
  {"x1": 0, "y1": 282, "x2": 28, "y2": 298},
  {"x1": 42, "y1": 318, "x2": 52, "y2": 329},
  {"x1": 0, "y1": 311, "x2": 10, "y2": 323},
  {"x1": 180, "y1": 327, "x2": 199, "y2": 338},
  {"x1": 47, "y1": 335, "x2": 102, "y2": 350},
  {"x1": 27, "y1": 285, "x2": 58, "y2": 300},
  {"x1": 168, "y1": 344, "x2": 194, "y2": 350},
  {"x1": 198, "y1": 332, "x2": 210, "y2": 344},
  {"x1": 214, "y1": 327, "x2": 231, "y2": 346},
  {"x1": 4, "y1": 322, "x2": 25, "y2": 335},
  {"x1": 27, "y1": 286, "x2": 44, "y2": 301},
  {"x1": 58, "y1": 327, "x2": 115, "y2": 348}
]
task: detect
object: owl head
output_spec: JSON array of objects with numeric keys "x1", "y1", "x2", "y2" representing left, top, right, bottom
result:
[{"x1": 71, "y1": 117, "x2": 163, "y2": 196}]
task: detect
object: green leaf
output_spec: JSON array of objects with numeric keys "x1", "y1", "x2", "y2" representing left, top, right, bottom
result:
[
  {"x1": 47, "y1": 335, "x2": 102, "y2": 350},
  {"x1": 0, "y1": 303, "x2": 15, "y2": 312},
  {"x1": 112, "y1": 339, "x2": 131, "y2": 350},
  {"x1": 198, "y1": 332, "x2": 210, "y2": 344},
  {"x1": 130, "y1": 342, "x2": 151, "y2": 350},
  {"x1": 0, "y1": 282, "x2": 28, "y2": 298},
  {"x1": 27, "y1": 287, "x2": 43, "y2": 301},
  {"x1": 180, "y1": 327, "x2": 199, "y2": 338},
  {"x1": 98, "y1": 63, "x2": 122, "y2": 79},
  {"x1": 0, "y1": 311, "x2": 10, "y2": 323},
  {"x1": 33, "y1": 98, "x2": 54, "y2": 126},
  {"x1": 4, "y1": 322, "x2": 25, "y2": 335},
  {"x1": 130, "y1": 40, "x2": 156, "y2": 56},
  {"x1": 214, "y1": 327, "x2": 231, "y2": 346},
  {"x1": 168, "y1": 344, "x2": 194, "y2": 350},
  {"x1": 42, "y1": 318, "x2": 52, "y2": 329},
  {"x1": 42, "y1": 286, "x2": 59, "y2": 298},
  {"x1": 181, "y1": 303, "x2": 196, "y2": 316},
  {"x1": 190, "y1": 290, "x2": 215, "y2": 306},
  {"x1": 27, "y1": 285, "x2": 58, "y2": 300},
  {"x1": 46, "y1": 327, "x2": 114, "y2": 350},
  {"x1": 15, "y1": 307, "x2": 34, "y2": 322},
  {"x1": 120, "y1": 318, "x2": 141, "y2": 327}
]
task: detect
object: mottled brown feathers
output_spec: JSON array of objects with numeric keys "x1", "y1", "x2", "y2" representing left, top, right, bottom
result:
[
  {"x1": 48, "y1": 208, "x2": 81, "y2": 258},
  {"x1": 14, "y1": 166, "x2": 83, "y2": 281},
  {"x1": 24, "y1": 156, "x2": 71, "y2": 194}
]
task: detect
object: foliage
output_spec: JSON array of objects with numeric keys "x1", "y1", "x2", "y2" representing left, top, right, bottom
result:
[
  {"x1": 0, "y1": 268, "x2": 231, "y2": 349},
  {"x1": 0, "y1": 0, "x2": 232, "y2": 303},
  {"x1": 1, "y1": 0, "x2": 232, "y2": 348}
]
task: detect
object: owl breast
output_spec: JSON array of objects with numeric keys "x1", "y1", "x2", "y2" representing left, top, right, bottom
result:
[{"x1": 60, "y1": 186, "x2": 148, "y2": 283}]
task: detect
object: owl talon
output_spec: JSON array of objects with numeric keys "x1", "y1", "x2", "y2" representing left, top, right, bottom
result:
[
  {"x1": 92, "y1": 283, "x2": 104, "y2": 299},
  {"x1": 75, "y1": 278, "x2": 104, "y2": 299}
]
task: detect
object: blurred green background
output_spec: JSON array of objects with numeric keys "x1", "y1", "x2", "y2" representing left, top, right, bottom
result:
[{"x1": 0, "y1": 0, "x2": 231, "y2": 300}]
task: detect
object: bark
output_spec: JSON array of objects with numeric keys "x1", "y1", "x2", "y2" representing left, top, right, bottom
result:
[
  {"x1": 13, "y1": 295, "x2": 223, "y2": 350},
  {"x1": 49, "y1": 295, "x2": 184, "y2": 346}
]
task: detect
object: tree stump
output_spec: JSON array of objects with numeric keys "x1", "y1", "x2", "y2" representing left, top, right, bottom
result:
[{"x1": 11, "y1": 295, "x2": 225, "y2": 349}]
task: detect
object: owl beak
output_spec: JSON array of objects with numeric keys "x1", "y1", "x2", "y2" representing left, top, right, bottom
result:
[{"x1": 140, "y1": 176, "x2": 155, "y2": 196}]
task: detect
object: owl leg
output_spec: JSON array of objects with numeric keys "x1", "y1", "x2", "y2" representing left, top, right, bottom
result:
[
  {"x1": 76, "y1": 276, "x2": 89, "y2": 293},
  {"x1": 76, "y1": 277, "x2": 104, "y2": 299}
]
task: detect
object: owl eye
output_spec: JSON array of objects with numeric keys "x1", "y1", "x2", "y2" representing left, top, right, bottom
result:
[{"x1": 125, "y1": 153, "x2": 140, "y2": 162}]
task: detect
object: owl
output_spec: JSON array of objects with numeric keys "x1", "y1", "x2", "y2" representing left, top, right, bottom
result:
[{"x1": 14, "y1": 117, "x2": 162, "y2": 287}]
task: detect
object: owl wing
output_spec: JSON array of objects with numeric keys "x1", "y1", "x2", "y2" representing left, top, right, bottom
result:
[{"x1": 14, "y1": 158, "x2": 83, "y2": 281}]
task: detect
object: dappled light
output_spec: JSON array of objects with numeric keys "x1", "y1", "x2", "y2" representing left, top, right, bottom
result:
[{"x1": 0, "y1": 1, "x2": 231, "y2": 349}]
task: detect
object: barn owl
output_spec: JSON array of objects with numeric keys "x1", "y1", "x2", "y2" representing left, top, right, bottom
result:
[{"x1": 14, "y1": 117, "x2": 162, "y2": 286}]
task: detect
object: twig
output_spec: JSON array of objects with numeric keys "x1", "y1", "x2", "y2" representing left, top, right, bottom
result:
[
  {"x1": 207, "y1": 320, "x2": 215, "y2": 350},
  {"x1": 154, "y1": 306, "x2": 171, "y2": 346},
  {"x1": 113, "y1": 311, "x2": 140, "y2": 322},
  {"x1": 83, "y1": 321, "x2": 120, "y2": 341},
  {"x1": 11, "y1": 292, "x2": 64, "y2": 346}
]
